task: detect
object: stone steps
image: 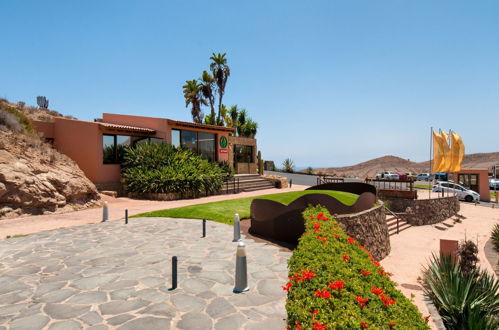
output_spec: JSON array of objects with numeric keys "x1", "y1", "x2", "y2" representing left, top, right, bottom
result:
[
  {"x1": 222, "y1": 175, "x2": 275, "y2": 193},
  {"x1": 386, "y1": 215, "x2": 411, "y2": 236}
]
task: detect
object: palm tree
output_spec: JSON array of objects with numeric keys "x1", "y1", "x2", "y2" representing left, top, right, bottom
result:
[
  {"x1": 199, "y1": 71, "x2": 216, "y2": 125},
  {"x1": 182, "y1": 80, "x2": 206, "y2": 123},
  {"x1": 228, "y1": 105, "x2": 239, "y2": 129},
  {"x1": 210, "y1": 53, "x2": 230, "y2": 125}
]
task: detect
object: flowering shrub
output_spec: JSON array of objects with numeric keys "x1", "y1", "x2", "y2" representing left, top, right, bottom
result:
[{"x1": 285, "y1": 206, "x2": 429, "y2": 329}]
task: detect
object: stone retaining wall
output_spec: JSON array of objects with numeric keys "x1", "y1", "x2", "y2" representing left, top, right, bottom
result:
[
  {"x1": 383, "y1": 196, "x2": 459, "y2": 226},
  {"x1": 336, "y1": 204, "x2": 390, "y2": 260},
  {"x1": 261, "y1": 174, "x2": 288, "y2": 188}
]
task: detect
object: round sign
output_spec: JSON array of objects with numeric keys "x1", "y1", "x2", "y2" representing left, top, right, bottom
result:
[{"x1": 220, "y1": 136, "x2": 228, "y2": 148}]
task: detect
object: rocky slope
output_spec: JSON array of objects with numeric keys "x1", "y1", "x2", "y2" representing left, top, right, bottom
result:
[
  {"x1": 313, "y1": 153, "x2": 499, "y2": 178},
  {"x1": 0, "y1": 100, "x2": 100, "y2": 219}
]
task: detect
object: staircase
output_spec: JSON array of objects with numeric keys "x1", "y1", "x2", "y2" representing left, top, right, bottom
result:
[
  {"x1": 222, "y1": 174, "x2": 275, "y2": 194},
  {"x1": 385, "y1": 207, "x2": 412, "y2": 236}
]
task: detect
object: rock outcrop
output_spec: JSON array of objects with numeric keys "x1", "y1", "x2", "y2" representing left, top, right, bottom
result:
[{"x1": 0, "y1": 130, "x2": 100, "y2": 218}]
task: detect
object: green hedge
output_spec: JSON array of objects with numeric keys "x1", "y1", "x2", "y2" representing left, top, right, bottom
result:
[
  {"x1": 121, "y1": 142, "x2": 226, "y2": 195},
  {"x1": 285, "y1": 205, "x2": 429, "y2": 329}
]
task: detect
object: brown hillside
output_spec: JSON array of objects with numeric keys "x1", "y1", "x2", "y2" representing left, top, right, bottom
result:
[{"x1": 314, "y1": 153, "x2": 499, "y2": 178}]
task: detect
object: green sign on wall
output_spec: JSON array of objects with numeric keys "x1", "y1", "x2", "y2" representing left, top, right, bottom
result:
[{"x1": 220, "y1": 136, "x2": 228, "y2": 148}]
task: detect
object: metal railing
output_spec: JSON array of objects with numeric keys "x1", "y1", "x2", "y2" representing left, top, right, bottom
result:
[
  {"x1": 223, "y1": 177, "x2": 240, "y2": 194},
  {"x1": 365, "y1": 178, "x2": 415, "y2": 191},
  {"x1": 317, "y1": 175, "x2": 345, "y2": 185}
]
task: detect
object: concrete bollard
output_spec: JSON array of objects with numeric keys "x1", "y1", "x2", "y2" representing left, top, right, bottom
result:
[
  {"x1": 102, "y1": 201, "x2": 109, "y2": 222},
  {"x1": 233, "y1": 213, "x2": 241, "y2": 242},
  {"x1": 233, "y1": 241, "x2": 249, "y2": 293}
]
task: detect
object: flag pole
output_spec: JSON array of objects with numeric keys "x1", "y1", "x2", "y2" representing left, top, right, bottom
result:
[{"x1": 429, "y1": 127, "x2": 433, "y2": 199}]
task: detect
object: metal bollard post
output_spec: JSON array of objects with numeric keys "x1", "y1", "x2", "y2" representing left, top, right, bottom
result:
[
  {"x1": 289, "y1": 179, "x2": 293, "y2": 188},
  {"x1": 233, "y1": 213, "x2": 241, "y2": 242},
  {"x1": 233, "y1": 242, "x2": 249, "y2": 293},
  {"x1": 102, "y1": 201, "x2": 109, "y2": 222},
  {"x1": 170, "y1": 256, "x2": 177, "y2": 290},
  {"x1": 125, "y1": 209, "x2": 128, "y2": 224},
  {"x1": 202, "y1": 219, "x2": 206, "y2": 238}
]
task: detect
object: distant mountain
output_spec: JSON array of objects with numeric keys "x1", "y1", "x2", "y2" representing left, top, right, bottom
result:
[{"x1": 311, "y1": 153, "x2": 499, "y2": 178}]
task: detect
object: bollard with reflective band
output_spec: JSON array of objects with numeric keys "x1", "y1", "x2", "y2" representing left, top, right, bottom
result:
[
  {"x1": 233, "y1": 242, "x2": 249, "y2": 293},
  {"x1": 233, "y1": 213, "x2": 241, "y2": 242},
  {"x1": 102, "y1": 201, "x2": 109, "y2": 222}
]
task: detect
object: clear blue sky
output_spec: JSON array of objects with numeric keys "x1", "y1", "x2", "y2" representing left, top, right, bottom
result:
[{"x1": 2, "y1": 0, "x2": 498, "y2": 168}]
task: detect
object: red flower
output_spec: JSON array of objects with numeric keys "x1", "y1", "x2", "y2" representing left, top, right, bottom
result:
[
  {"x1": 295, "y1": 321, "x2": 302, "y2": 330},
  {"x1": 313, "y1": 322, "x2": 327, "y2": 330},
  {"x1": 281, "y1": 282, "x2": 292, "y2": 291},
  {"x1": 302, "y1": 270, "x2": 315, "y2": 280},
  {"x1": 309, "y1": 216, "x2": 316, "y2": 220},
  {"x1": 371, "y1": 286, "x2": 383, "y2": 295},
  {"x1": 334, "y1": 234, "x2": 339, "y2": 239},
  {"x1": 356, "y1": 295, "x2": 368, "y2": 308},
  {"x1": 379, "y1": 293, "x2": 396, "y2": 307},
  {"x1": 312, "y1": 309, "x2": 319, "y2": 315},
  {"x1": 316, "y1": 235, "x2": 327, "y2": 242},
  {"x1": 314, "y1": 228, "x2": 321, "y2": 232},
  {"x1": 317, "y1": 212, "x2": 324, "y2": 217},
  {"x1": 360, "y1": 269, "x2": 371, "y2": 276},
  {"x1": 389, "y1": 320, "x2": 396, "y2": 328},
  {"x1": 315, "y1": 289, "x2": 331, "y2": 299},
  {"x1": 372, "y1": 260, "x2": 381, "y2": 267},
  {"x1": 360, "y1": 321, "x2": 368, "y2": 328},
  {"x1": 313, "y1": 222, "x2": 321, "y2": 228},
  {"x1": 347, "y1": 236, "x2": 355, "y2": 244},
  {"x1": 342, "y1": 254, "x2": 350, "y2": 261},
  {"x1": 328, "y1": 280, "x2": 345, "y2": 290}
]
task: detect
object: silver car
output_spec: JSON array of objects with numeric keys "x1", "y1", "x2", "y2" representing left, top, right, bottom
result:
[{"x1": 432, "y1": 182, "x2": 480, "y2": 202}]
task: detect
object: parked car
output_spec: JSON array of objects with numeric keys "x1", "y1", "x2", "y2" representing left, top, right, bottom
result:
[
  {"x1": 434, "y1": 172, "x2": 448, "y2": 181},
  {"x1": 396, "y1": 172, "x2": 408, "y2": 180},
  {"x1": 417, "y1": 173, "x2": 431, "y2": 181},
  {"x1": 489, "y1": 178, "x2": 499, "y2": 189},
  {"x1": 376, "y1": 171, "x2": 399, "y2": 180},
  {"x1": 432, "y1": 181, "x2": 480, "y2": 202},
  {"x1": 405, "y1": 172, "x2": 417, "y2": 181}
]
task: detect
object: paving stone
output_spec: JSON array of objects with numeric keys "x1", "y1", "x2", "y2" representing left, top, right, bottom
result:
[
  {"x1": 106, "y1": 314, "x2": 134, "y2": 326},
  {"x1": 36, "y1": 289, "x2": 76, "y2": 303},
  {"x1": 47, "y1": 320, "x2": 82, "y2": 330},
  {"x1": 176, "y1": 312, "x2": 212, "y2": 330},
  {"x1": 134, "y1": 289, "x2": 169, "y2": 303},
  {"x1": 171, "y1": 294, "x2": 205, "y2": 312},
  {"x1": 79, "y1": 311, "x2": 103, "y2": 326},
  {"x1": 9, "y1": 314, "x2": 49, "y2": 330},
  {"x1": 198, "y1": 271, "x2": 232, "y2": 284},
  {"x1": 251, "y1": 270, "x2": 277, "y2": 279},
  {"x1": 139, "y1": 277, "x2": 164, "y2": 288},
  {"x1": 196, "y1": 291, "x2": 217, "y2": 299},
  {"x1": 257, "y1": 279, "x2": 287, "y2": 297},
  {"x1": 109, "y1": 288, "x2": 136, "y2": 300},
  {"x1": 138, "y1": 303, "x2": 175, "y2": 317},
  {"x1": 67, "y1": 291, "x2": 107, "y2": 304},
  {"x1": 206, "y1": 297, "x2": 236, "y2": 319},
  {"x1": 181, "y1": 278, "x2": 214, "y2": 294},
  {"x1": 87, "y1": 325, "x2": 108, "y2": 330},
  {"x1": 70, "y1": 275, "x2": 119, "y2": 290},
  {"x1": 0, "y1": 282, "x2": 29, "y2": 295},
  {"x1": 215, "y1": 314, "x2": 247, "y2": 330},
  {"x1": 117, "y1": 317, "x2": 171, "y2": 330},
  {"x1": 43, "y1": 304, "x2": 90, "y2": 319},
  {"x1": 245, "y1": 319, "x2": 286, "y2": 330},
  {"x1": 0, "y1": 303, "x2": 29, "y2": 317},
  {"x1": 99, "y1": 299, "x2": 149, "y2": 315},
  {"x1": 34, "y1": 282, "x2": 66, "y2": 297},
  {"x1": 0, "y1": 291, "x2": 31, "y2": 304},
  {"x1": 227, "y1": 292, "x2": 274, "y2": 307},
  {"x1": 100, "y1": 280, "x2": 138, "y2": 290}
]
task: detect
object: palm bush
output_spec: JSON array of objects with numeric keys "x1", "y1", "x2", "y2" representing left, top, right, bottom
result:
[
  {"x1": 121, "y1": 142, "x2": 225, "y2": 196},
  {"x1": 282, "y1": 158, "x2": 295, "y2": 173},
  {"x1": 492, "y1": 223, "x2": 499, "y2": 252},
  {"x1": 422, "y1": 254, "x2": 499, "y2": 329}
]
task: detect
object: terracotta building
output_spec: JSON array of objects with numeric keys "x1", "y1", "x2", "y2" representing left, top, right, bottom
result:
[{"x1": 33, "y1": 113, "x2": 258, "y2": 191}]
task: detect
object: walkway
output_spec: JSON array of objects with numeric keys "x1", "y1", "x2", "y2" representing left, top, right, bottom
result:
[
  {"x1": 381, "y1": 202, "x2": 499, "y2": 329},
  {"x1": 0, "y1": 185, "x2": 307, "y2": 239},
  {"x1": 0, "y1": 218, "x2": 291, "y2": 329}
]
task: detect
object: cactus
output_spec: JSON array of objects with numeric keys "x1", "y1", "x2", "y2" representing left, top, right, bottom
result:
[
  {"x1": 36, "y1": 96, "x2": 49, "y2": 109},
  {"x1": 257, "y1": 151, "x2": 264, "y2": 175}
]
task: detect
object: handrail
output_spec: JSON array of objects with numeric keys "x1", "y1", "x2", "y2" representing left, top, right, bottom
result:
[{"x1": 383, "y1": 205, "x2": 400, "y2": 234}]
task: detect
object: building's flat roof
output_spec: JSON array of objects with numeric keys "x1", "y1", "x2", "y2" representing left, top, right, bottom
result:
[{"x1": 167, "y1": 119, "x2": 235, "y2": 132}]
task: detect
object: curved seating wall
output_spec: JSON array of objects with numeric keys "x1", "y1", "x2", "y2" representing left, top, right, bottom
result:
[{"x1": 306, "y1": 182, "x2": 377, "y2": 196}]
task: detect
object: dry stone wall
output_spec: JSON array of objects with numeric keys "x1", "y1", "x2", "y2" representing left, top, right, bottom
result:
[
  {"x1": 335, "y1": 204, "x2": 390, "y2": 260},
  {"x1": 383, "y1": 196, "x2": 459, "y2": 226}
]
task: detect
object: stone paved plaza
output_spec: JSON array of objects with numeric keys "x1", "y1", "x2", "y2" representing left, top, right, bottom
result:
[{"x1": 0, "y1": 218, "x2": 291, "y2": 329}]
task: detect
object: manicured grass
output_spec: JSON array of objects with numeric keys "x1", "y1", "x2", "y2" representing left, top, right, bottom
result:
[
  {"x1": 415, "y1": 184, "x2": 432, "y2": 190},
  {"x1": 135, "y1": 190, "x2": 358, "y2": 225}
]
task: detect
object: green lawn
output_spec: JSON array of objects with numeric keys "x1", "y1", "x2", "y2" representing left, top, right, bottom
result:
[
  {"x1": 415, "y1": 184, "x2": 432, "y2": 190},
  {"x1": 134, "y1": 190, "x2": 359, "y2": 225}
]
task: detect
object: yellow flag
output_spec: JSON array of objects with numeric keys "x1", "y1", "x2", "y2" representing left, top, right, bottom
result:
[
  {"x1": 449, "y1": 132, "x2": 465, "y2": 172},
  {"x1": 439, "y1": 131, "x2": 451, "y2": 172},
  {"x1": 432, "y1": 131, "x2": 443, "y2": 172}
]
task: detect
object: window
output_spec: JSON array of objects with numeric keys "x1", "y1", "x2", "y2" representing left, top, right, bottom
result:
[
  {"x1": 102, "y1": 134, "x2": 135, "y2": 164},
  {"x1": 171, "y1": 129, "x2": 217, "y2": 162},
  {"x1": 234, "y1": 145, "x2": 253, "y2": 163}
]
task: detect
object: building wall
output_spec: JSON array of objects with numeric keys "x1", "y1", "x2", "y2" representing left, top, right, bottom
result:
[
  {"x1": 103, "y1": 113, "x2": 168, "y2": 140},
  {"x1": 451, "y1": 168, "x2": 490, "y2": 202},
  {"x1": 228, "y1": 136, "x2": 257, "y2": 174}
]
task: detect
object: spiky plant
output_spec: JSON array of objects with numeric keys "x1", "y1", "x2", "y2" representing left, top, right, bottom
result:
[
  {"x1": 458, "y1": 240, "x2": 479, "y2": 276},
  {"x1": 282, "y1": 158, "x2": 295, "y2": 173},
  {"x1": 492, "y1": 223, "x2": 499, "y2": 252},
  {"x1": 422, "y1": 254, "x2": 499, "y2": 329}
]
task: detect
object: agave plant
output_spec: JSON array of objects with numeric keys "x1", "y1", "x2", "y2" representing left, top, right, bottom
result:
[
  {"x1": 282, "y1": 158, "x2": 295, "y2": 173},
  {"x1": 492, "y1": 223, "x2": 499, "y2": 252},
  {"x1": 422, "y1": 254, "x2": 499, "y2": 329}
]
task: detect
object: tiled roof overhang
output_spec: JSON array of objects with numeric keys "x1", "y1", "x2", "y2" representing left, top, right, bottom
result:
[
  {"x1": 99, "y1": 122, "x2": 156, "y2": 134},
  {"x1": 167, "y1": 119, "x2": 235, "y2": 132}
]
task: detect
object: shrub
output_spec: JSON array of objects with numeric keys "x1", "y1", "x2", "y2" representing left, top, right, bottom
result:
[
  {"x1": 492, "y1": 223, "x2": 499, "y2": 252},
  {"x1": 0, "y1": 104, "x2": 36, "y2": 134},
  {"x1": 217, "y1": 161, "x2": 234, "y2": 180},
  {"x1": 121, "y1": 142, "x2": 225, "y2": 196},
  {"x1": 0, "y1": 109, "x2": 22, "y2": 132},
  {"x1": 283, "y1": 158, "x2": 295, "y2": 173},
  {"x1": 423, "y1": 254, "x2": 499, "y2": 329},
  {"x1": 285, "y1": 205, "x2": 429, "y2": 329}
]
